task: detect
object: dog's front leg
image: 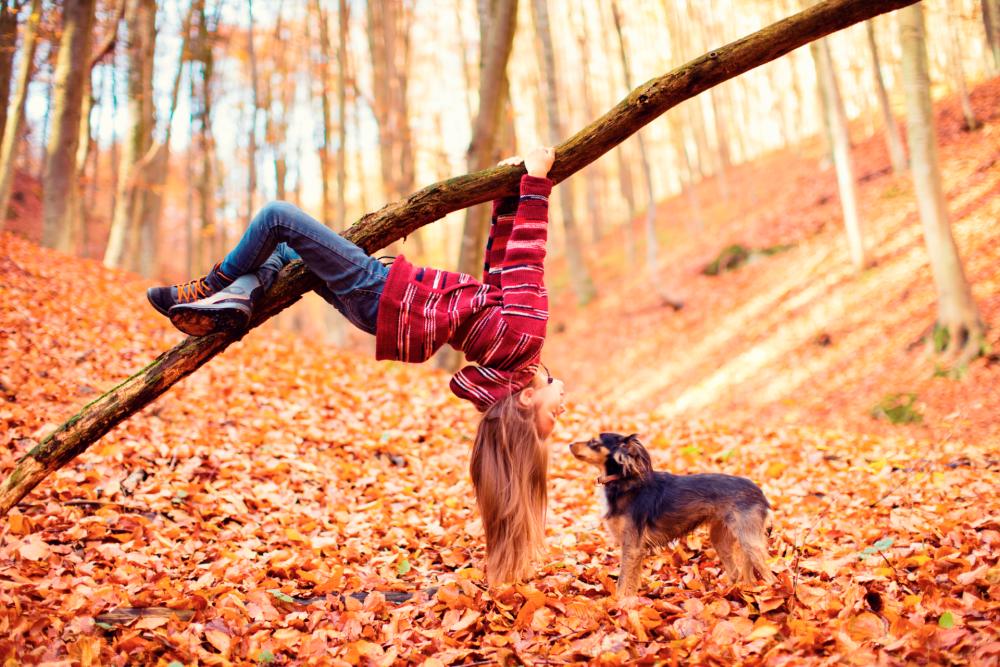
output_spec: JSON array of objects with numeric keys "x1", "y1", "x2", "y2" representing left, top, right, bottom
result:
[{"x1": 616, "y1": 526, "x2": 645, "y2": 600}]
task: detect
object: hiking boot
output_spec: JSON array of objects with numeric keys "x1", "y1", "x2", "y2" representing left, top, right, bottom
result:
[
  {"x1": 167, "y1": 273, "x2": 263, "y2": 336},
  {"x1": 146, "y1": 263, "x2": 234, "y2": 317}
]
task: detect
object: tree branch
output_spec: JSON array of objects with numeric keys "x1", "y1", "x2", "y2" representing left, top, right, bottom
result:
[{"x1": 0, "y1": 0, "x2": 919, "y2": 518}]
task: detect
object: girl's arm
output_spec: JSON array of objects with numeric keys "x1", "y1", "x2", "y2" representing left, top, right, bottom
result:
[
  {"x1": 482, "y1": 149, "x2": 554, "y2": 289},
  {"x1": 482, "y1": 195, "x2": 519, "y2": 289},
  {"x1": 498, "y1": 147, "x2": 555, "y2": 333}
]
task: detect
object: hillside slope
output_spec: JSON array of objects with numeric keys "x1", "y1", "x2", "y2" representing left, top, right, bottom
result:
[{"x1": 546, "y1": 77, "x2": 1000, "y2": 446}]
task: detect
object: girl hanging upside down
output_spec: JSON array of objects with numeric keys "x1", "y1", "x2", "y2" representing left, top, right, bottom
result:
[{"x1": 147, "y1": 147, "x2": 565, "y2": 583}]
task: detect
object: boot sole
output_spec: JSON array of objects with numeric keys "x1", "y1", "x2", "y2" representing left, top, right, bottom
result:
[{"x1": 168, "y1": 304, "x2": 250, "y2": 337}]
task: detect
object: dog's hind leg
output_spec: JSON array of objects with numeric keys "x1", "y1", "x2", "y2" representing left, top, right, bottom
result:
[
  {"x1": 732, "y1": 508, "x2": 775, "y2": 584},
  {"x1": 709, "y1": 520, "x2": 743, "y2": 583}
]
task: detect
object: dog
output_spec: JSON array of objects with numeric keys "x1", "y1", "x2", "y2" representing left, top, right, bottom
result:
[{"x1": 569, "y1": 433, "x2": 774, "y2": 598}]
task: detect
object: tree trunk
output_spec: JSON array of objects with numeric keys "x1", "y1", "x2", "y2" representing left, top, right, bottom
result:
[
  {"x1": 191, "y1": 0, "x2": 218, "y2": 274},
  {"x1": 103, "y1": 0, "x2": 155, "y2": 269},
  {"x1": 274, "y1": 3, "x2": 300, "y2": 206},
  {"x1": 41, "y1": 0, "x2": 96, "y2": 249},
  {"x1": 573, "y1": 5, "x2": 606, "y2": 243},
  {"x1": 126, "y1": 0, "x2": 158, "y2": 277},
  {"x1": 63, "y1": 75, "x2": 94, "y2": 253},
  {"x1": 531, "y1": 0, "x2": 595, "y2": 305},
  {"x1": 336, "y1": 0, "x2": 349, "y2": 230},
  {"x1": 246, "y1": 0, "x2": 259, "y2": 224},
  {"x1": 67, "y1": 0, "x2": 126, "y2": 256},
  {"x1": 0, "y1": 0, "x2": 922, "y2": 517},
  {"x1": 0, "y1": 0, "x2": 41, "y2": 228},
  {"x1": 313, "y1": 0, "x2": 334, "y2": 224},
  {"x1": 366, "y1": 1, "x2": 416, "y2": 224},
  {"x1": 454, "y1": 0, "x2": 477, "y2": 122},
  {"x1": 709, "y1": 88, "x2": 732, "y2": 201},
  {"x1": 865, "y1": 18, "x2": 907, "y2": 173},
  {"x1": 0, "y1": 0, "x2": 19, "y2": 149},
  {"x1": 128, "y1": 3, "x2": 191, "y2": 278},
  {"x1": 436, "y1": 0, "x2": 518, "y2": 373},
  {"x1": 674, "y1": 118, "x2": 705, "y2": 231},
  {"x1": 695, "y1": 0, "x2": 734, "y2": 201},
  {"x1": 352, "y1": 79, "x2": 369, "y2": 214},
  {"x1": 261, "y1": 4, "x2": 284, "y2": 201},
  {"x1": 662, "y1": 0, "x2": 707, "y2": 225},
  {"x1": 811, "y1": 37, "x2": 865, "y2": 270},
  {"x1": 186, "y1": 60, "x2": 196, "y2": 277},
  {"x1": 899, "y1": 3, "x2": 984, "y2": 365},
  {"x1": 611, "y1": 0, "x2": 667, "y2": 296},
  {"x1": 455, "y1": 0, "x2": 518, "y2": 278},
  {"x1": 984, "y1": 0, "x2": 1000, "y2": 73},
  {"x1": 944, "y1": 6, "x2": 978, "y2": 131}
]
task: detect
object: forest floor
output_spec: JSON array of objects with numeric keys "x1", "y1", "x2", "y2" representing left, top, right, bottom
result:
[{"x1": 1, "y1": 81, "x2": 999, "y2": 665}]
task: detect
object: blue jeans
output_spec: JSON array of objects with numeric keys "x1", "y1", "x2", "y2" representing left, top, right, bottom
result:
[{"x1": 219, "y1": 201, "x2": 388, "y2": 335}]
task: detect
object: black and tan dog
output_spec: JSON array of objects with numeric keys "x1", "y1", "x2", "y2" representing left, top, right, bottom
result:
[{"x1": 570, "y1": 433, "x2": 774, "y2": 598}]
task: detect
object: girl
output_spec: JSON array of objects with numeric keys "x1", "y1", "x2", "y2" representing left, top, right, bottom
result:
[{"x1": 147, "y1": 147, "x2": 565, "y2": 583}]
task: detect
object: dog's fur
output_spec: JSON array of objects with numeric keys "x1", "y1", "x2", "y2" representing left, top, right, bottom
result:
[{"x1": 569, "y1": 433, "x2": 774, "y2": 597}]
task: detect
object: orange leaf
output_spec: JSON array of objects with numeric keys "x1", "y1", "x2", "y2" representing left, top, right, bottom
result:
[
  {"x1": 17, "y1": 534, "x2": 49, "y2": 561},
  {"x1": 746, "y1": 619, "x2": 780, "y2": 641},
  {"x1": 205, "y1": 628, "x2": 231, "y2": 656}
]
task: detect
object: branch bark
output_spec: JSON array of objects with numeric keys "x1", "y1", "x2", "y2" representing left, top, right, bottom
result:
[{"x1": 0, "y1": 0, "x2": 920, "y2": 518}]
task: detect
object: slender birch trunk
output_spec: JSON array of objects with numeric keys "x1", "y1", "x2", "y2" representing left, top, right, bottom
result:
[
  {"x1": 865, "y1": 18, "x2": 907, "y2": 173},
  {"x1": 0, "y1": 0, "x2": 19, "y2": 147},
  {"x1": 531, "y1": 0, "x2": 595, "y2": 305},
  {"x1": 943, "y1": 7, "x2": 978, "y2": 131},
  {"x1": 313, "y1": 0, "x2": 334, "y2": 225},
  {"x1": 900, "y1": 3, "x2": 984, "y2": 365},
  {"x1": 246, "y1": 0, "x2": 259, "y2": 224},
  {"x1": 0, "y1": 0, "x2": 41, "y2": 228},
  {"x1": 811, "y1": 37, "x2": 865, "y2": 269},
  {"x1": 611, "y1": 0, "x2": 666, "y2": 295},
  {"x1": 984, "y1": 0, "x2": 1000, "y2": 73},
  {"x1": 336, "y1": 0, "x2": 348, "y2": 230},
  {"x1": 573, "y1": 5, "x2": 606, "y2": 242}
]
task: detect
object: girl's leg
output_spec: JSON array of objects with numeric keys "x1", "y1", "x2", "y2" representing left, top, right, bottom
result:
[{"x1": 190, "y1": 202, "x2": 387, "y2": 334}]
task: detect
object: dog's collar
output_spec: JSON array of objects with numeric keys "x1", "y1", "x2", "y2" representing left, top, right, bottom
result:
[{"x1": 597, "y1": 474, "x2": 622, "y2": 485}]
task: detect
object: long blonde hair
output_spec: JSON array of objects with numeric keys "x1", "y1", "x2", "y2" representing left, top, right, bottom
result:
[{"x1": 470, "y1": 391, "x2": 548, "y2": 584}]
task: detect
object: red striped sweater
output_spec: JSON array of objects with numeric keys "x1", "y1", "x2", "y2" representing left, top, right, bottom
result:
[{"x1": 375, "y1": 175, "x2": 552, "y2": 410}]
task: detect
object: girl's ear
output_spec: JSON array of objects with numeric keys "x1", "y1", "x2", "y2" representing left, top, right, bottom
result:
[{"x1": 517, "y1": 387, "x2": 535, "y2": 408}]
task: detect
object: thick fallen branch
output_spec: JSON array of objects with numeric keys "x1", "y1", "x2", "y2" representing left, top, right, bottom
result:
[{"x1": 0, "y1": 0, "x2": 918, "y2": 518}]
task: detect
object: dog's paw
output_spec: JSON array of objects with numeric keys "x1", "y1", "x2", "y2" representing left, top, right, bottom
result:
[{"x1": 613, "y1": 594, "x2": 642, "y2": 610}]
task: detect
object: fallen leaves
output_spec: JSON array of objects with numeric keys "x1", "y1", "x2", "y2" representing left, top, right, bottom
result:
[{"x1": 2, "y1": 81, "x2": 1000, "y2": 665}]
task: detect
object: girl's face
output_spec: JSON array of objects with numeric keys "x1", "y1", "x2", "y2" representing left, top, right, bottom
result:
[{"x1": 520, "y1": 366, "x2": 565, "y2": 440}]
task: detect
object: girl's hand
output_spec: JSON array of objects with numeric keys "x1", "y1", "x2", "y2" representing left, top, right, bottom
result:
[
  {"x1": 498, "y1": 147, "x2": 555, "y2": 178},
  {"x1": 523, "y1": 146, "x2": 555, "y2": 178}
]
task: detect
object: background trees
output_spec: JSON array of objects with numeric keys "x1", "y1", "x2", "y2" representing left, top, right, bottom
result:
[{"x1": 0, "y1": 0, "x2": 992, "y2": 364}]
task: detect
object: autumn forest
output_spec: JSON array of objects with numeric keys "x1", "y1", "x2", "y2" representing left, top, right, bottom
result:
[{"x1": 1, "y1": 0, "x2": 999, "y2": 664}]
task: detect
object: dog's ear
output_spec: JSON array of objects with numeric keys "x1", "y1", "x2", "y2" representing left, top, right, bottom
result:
[{"x1": 613, "y1": 436, "x2": 652, "y2": 479}]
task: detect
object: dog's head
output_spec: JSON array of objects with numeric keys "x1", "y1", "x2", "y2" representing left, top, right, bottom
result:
[{"x1": 569, "y1": 433, "x2": 652, "y2": 480}]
